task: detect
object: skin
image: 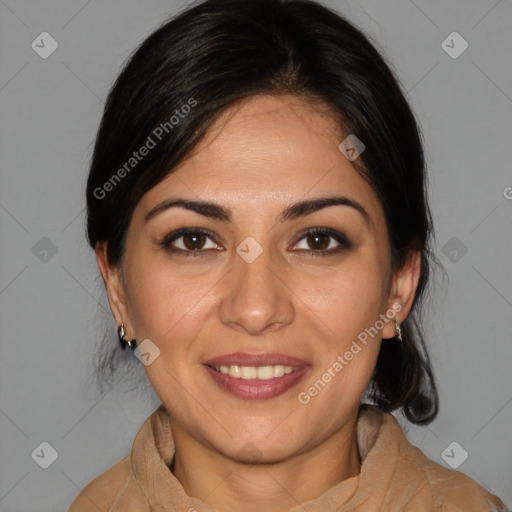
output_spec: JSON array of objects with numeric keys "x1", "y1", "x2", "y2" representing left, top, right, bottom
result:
[{"x1": 96, "y1": 93, "x2": 421, "y2": 512}]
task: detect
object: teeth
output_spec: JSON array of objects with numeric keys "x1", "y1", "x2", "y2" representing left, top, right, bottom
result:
[
  {"x1": 273, "y1": 365, "x2": 285, "y2": 377},
  {"x1": 229, "y1": 365, "x2": 241, "y2": 378},
  {"x1": 256, "y1": 366, "x2": 274, "y2": 380},
  {"x1": 211, "y1": 364, "x2": 299, "y2": 379},
  {"x1": 240, "y1": 366, "x2": 257, "y2": 379}
]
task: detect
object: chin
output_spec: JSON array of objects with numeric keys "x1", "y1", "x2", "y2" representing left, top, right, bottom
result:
[{"x1": 222, "y1": 426, "x2": 305, "y2": 462}]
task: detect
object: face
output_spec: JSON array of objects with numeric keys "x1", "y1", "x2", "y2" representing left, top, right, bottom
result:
[{"x1": 98, "y1": 94, "x2": 419, "y2": 463}]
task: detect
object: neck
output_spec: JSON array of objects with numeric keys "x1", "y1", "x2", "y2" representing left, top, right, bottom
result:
[{"x1": 170, "y1": 417, "x2": 361, "y2": 512}]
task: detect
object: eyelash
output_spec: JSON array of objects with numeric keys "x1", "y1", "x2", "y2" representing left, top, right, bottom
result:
[{"x1": 159, "y1": 227, "x2": 353, "y2": 258}]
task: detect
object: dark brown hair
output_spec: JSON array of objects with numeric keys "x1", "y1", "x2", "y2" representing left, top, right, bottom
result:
[{"x1": 86, "y1": 0, "x2": 443, "y2": 424}]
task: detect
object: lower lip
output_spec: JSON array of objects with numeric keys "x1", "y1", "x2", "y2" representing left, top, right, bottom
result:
[{"x1": 204, "y1": 365, "x2": 310, "y2": 400}]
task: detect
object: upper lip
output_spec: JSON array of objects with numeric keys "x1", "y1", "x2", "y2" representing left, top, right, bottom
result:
[{"x1": 203, "y1": 352, "x2": 309, "y2": 368}]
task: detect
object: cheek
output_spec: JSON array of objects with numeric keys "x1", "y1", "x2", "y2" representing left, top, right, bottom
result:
[
  {"x1": 295, "y1": 257, "x2": 386, "y2": 398},
  {"x1": 123, "y1": 257, "x2": 196, "y2": 341},
  {"x1": 300, "y1": 258, "x2": 388, "y2": 341}
]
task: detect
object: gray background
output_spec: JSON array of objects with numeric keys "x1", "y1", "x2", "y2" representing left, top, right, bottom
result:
[{"x1": 0, "y1": 0, "x2": 511, "y2": 510}]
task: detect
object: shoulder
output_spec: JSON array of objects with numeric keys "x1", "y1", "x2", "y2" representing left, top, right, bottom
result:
[
  {"x1": 68, "y1": 405, "x2": 169, "y2": 511},
  {"x1": 366, "y1": 407, "x2": 511, "y2": 511},
  {"x1": 424, "y1": 462, "x2": 509, "y2": 511},
  {"x1": 403, "y1": 440, "x2": 510, "y2": 511},
  {"x1": 68, "y1": 456, "x2": 145, "y2": 512}
]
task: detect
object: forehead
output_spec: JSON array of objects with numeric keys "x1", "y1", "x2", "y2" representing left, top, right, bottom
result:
[{"x1": 138, "y1": 94, "x2": 384, "y2": 226}]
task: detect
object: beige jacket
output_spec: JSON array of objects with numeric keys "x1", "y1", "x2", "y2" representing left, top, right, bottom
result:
[{"x1": 69, "y1": 404, "x2": 510, "y2": 511}]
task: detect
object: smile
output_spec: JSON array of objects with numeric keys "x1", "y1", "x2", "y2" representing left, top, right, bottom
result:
[
  {"x1": 209, "y1": 364, "x2": 299, "y2": 380},
  {"x1": 203, "y1": 353, "x2": 311, "y2": 400}
]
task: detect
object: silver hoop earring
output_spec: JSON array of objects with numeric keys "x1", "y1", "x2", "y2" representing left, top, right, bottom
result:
[
  {"x1": 394, "y1": 319, "x2": 403, "y2": 342},
  {"x1": 117, "y1": 323, "x2": 137, "y2": 350}
]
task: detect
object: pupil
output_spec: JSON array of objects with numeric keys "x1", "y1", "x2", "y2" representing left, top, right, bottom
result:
[
  {"x1": 308, "y1": 233, "x2": 328, "y2": 250},
  {"x1": 184, "y1": 233, "x2": 205, "y2": 250}
]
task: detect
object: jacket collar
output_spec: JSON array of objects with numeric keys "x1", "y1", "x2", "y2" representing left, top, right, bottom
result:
[{"x1": 130, "y1": 403, "x2": 403, "y2": 511}]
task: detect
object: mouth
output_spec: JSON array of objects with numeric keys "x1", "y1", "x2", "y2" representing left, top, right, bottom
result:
[{"x1": 203, "y1": 353, "x2": 311, "y2": 400}]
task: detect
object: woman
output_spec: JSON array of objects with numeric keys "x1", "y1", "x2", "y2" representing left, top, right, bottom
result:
[{"x1": 69, "y1": 0, "x2": 510, "y2": 510}]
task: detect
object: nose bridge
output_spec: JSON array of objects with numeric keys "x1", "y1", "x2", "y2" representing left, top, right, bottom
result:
[{"x1": 218, "y1": 238, "x2": 294, "y2": 334}]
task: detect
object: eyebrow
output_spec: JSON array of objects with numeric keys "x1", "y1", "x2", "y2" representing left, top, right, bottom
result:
[{"x1": 144, "y1": 195, "x2": 371, "y2": 226}]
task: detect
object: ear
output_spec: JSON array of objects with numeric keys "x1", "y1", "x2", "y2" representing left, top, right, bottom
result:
[
  {"x1": 95, "y1": 241, "x2": 135, "y2": 339},
  {"x1": 381, "y1": 249, "x2": 422, "y2": 340}
]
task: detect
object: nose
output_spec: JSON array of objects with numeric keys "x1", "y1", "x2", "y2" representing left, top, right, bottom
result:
[{"x1": 218, "y1": 243, "x2": 295, "y2": 336}]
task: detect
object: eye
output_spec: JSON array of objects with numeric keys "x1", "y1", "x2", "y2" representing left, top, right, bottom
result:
[
  {"x1": 159, "y1": 228, "x2": 222, "y2": 256},
  {"x1": 159, "y1": 227, "x2": 352, "y2": 258},
  {"x1": 291, "y1": 228, "x2": 352, "y2": 256}
]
